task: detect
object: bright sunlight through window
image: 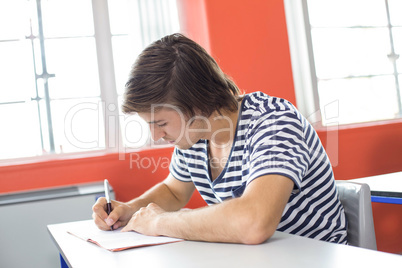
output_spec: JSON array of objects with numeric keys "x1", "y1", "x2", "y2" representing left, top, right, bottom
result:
[{"x1": 0, "y1": 0, "x2": 180, "y2": 161}]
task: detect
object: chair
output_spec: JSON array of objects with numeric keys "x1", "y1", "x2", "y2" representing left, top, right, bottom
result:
[{"x1": 335, "y1": 181, "x2": 377, "y2": 250}]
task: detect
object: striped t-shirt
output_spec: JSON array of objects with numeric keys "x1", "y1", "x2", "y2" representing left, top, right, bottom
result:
[{"x1": 170, "y1": 91, "x2": 348, "y2": 244}]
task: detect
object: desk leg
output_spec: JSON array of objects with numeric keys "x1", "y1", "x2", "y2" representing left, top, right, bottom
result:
[{"x1": 60, "y1": 254, "x2": 69, "y2": 268}]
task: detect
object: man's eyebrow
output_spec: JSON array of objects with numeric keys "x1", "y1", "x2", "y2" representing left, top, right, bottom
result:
[{"x1": 147, "y1": 120, "x2": 165, "y2": 124}]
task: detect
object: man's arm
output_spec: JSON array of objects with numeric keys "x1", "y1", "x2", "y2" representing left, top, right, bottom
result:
[
  {"x1": 121, "y1": 174, "x2": 294, "y2": 244},
  {"x1": 92, "y1": 174, "x2": 195, "y2": 230}
]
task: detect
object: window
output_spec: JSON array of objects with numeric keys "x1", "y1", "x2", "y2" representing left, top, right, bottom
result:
[
  {"x1": 0, "y1": 0, "x2": 180, "y2": 161},
  {"x1": 285, "y1": 0, "x2": 402, "y2": 126}
]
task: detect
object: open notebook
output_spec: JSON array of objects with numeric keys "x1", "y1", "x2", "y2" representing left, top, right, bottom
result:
[{"x1": 67, "y1": 220, "x2": 183, "y2": 252}]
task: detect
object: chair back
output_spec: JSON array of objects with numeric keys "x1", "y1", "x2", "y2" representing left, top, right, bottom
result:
[{"x1": 335, "y1": 181, "x2": 377, "y2": 250}]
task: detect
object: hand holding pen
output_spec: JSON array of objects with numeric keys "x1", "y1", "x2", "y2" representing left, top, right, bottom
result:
[
  {"x1": 104, "y1": 179, "x2": 114, "y2": 231},
  {"x1": 92, "y1": 180, "x2": 137, "y2": 231}
]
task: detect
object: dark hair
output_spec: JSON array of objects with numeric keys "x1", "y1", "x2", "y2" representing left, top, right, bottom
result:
[{"x1": 122, "y1": 33, "x2": 241, "y2": 118}]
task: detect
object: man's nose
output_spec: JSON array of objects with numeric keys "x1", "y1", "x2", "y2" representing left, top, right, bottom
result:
[{"x1": 150, "y1": 125, "x2": 165, "y2": 141}]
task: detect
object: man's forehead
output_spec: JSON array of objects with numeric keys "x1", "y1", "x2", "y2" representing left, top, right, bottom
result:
[{"x1": 138, "y1": 108, "x2": 185, "y2": 122}]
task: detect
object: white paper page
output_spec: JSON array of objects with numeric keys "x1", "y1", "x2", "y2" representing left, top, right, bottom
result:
[{"x1": 68, "y1": 220, "x2": 183, "y2": 251}]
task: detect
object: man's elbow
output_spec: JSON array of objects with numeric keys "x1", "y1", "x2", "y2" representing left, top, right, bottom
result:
[{"x1": 238, "y1": 220, "x2": 276, "y2": 245}]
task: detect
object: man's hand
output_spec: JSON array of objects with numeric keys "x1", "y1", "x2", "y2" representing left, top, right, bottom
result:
[
  {"x1": 121, "y1": 203, "x2": 166, "y2": 236},
  {"x1": 92, "y1": 197, "x2": 134, "y2": 231}
]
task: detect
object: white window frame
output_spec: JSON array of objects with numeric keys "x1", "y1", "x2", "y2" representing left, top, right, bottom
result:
[
  {"x1": 0, "y1": 0, "x2": 179, "y2": 165},
  {"x1": 92, "y1": 0, "x2": 121, "y2": 154},
  {"x1": 284, "y1": 0, "x2": 402, "y2": 129},
  {"x1": 284, "y1": 0, "x2": 323, "y2": 127}
]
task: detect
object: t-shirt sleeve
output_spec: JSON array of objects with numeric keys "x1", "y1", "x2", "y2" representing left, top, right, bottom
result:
[
  {"x1": 247, "y1": 108, "x2": 310, "y2": 192},
  {"x1": 169, "y1": 147, "x2": 193, "y2": 182}
]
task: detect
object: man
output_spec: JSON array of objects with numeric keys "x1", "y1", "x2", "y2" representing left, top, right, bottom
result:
[{"x1": 92, "y1": 33, "x2": 347, "y2": 245}]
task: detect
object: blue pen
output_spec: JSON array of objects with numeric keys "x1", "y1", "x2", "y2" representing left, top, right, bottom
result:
[{"x1": 104, "y1": 179, "x2": 113, "y2": 231}]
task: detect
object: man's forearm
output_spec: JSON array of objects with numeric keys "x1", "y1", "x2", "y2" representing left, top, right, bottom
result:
[
  {"x1": 123, "y1": 175, "x2": 292, "y2": 244},
  {"x1": 126, "y1": 182, "x2": 187, "y2": 213},
  {"x1": 155, "y1": 197, "x2": 275, "y2": 245}
]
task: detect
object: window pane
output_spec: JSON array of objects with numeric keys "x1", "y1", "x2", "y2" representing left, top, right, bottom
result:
[
  {"x1": 51, "y1": 98, "x2": 105, "y2": 153},
  {"x1": 0, "y1": 41, "x2": 36, "y2": 102},
  {"x1": 41, "y1": 0, "x2": 94, "y2": 37},
  {"x1": 0, "y1": 102, "x2": 42, "y2": 159},
  {"x1": 108, "y1": 0, "x2": 132, "y2": 35},
  {"x1": 140, "y1": 0, "x2": 172, "y2": 44},
  {"x1": 33, "y1": 39, "x2": 44, "y2": 84},
  {"x1": 388, "y1": 0, "x2": 402, "y2": 26},
  {"x1": 112, "y1": 0, "x2": 181, "y2": 45},
  {"x1": 121, "y1": 113, "x2": 150, "y2": 149},
  {"x1": 46, "y1": 38, "x2": 100, "y2": 99},
  {"x1": 109, "y1": 0, "x2": 180, "y2": 148},
  {"x1": 0, "y1": 0, "x2": 31, "y2": 40},
  {"x1": 393, "y1": 28, "x2": 402, "y2": 72},
  {"x1": 38, "y1": 99, "x2": 51, "y2": 153},
  {"x1": 118, "y1": 97, "x2": 149, "y2": 149},
  {"x1": 308, "y1": 0, "x2": 387, "y2": 27},
  {"x1": 318, "y1": 76, "x2": 399, "y2": 125},
  {"x1": 163, "y1": 0, "x2": 181, "y2": 34},
  {"x1": 110, "y1": 0, "x2": 180, "y2": 96},
  {"x1": 112, "y1": 36, "x2": 143, "y2": 95},
  {"x1": 312, "y1": 28, "x2": 393, "y2": 78}
]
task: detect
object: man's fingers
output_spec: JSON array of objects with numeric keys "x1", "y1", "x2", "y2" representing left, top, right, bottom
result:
[
  {"x1": 92, "y1": 198, "x2": 135, "y2": 231},
  {"x1": 92, "y1": 212, "x2": 111, "y2": 231},
  {"x1": 92, "y1": 198, "x2": 108, "y2": 218},
  {"x1": 105, "y1": 214, "x2": 117, "y2": 228},
  {"x1": 113, "y1": 221, "x2": 123, "y2": 230},
  {"x1": 121, "y1": 220, "x2": 135, "y2": 233},
  {"x1": 121, "y1": 211, "x2": 138, "y2": 232},
  {"x1": 92, "y1": 197, "x2": 115, "y2": 230}
]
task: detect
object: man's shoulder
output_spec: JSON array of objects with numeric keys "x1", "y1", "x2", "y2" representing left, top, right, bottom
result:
[
  {"x1": 243, "y1": 92, "x2": 297, "y2": 114},
  {"x1": 241, "y1": 92, "x2": 301, "y2": 125}
]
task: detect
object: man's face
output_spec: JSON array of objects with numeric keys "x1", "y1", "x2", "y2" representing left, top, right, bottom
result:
[{"x1": 138, "y1": 107, "x2": 210, "y2": 150}]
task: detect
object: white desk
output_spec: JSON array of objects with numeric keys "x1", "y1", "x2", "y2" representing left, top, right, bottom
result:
[
  {"x1": 350, "y1": 171, "x2": 402, "y2": 204},
  {"x1": 48, "y1": 220, "x2": 401, "y2": 268}
]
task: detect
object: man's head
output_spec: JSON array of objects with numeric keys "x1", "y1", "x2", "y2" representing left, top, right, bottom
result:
[{"x1": 122, "y1": 33, "x2": 241, "y2": 119}]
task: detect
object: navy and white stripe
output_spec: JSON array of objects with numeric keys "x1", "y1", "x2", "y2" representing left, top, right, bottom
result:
[{"x1": 170, "y1": 91, "x2": 347, "y2": 244}]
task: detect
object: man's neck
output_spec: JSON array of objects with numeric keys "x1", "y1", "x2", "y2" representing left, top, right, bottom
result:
[{"x1": 206, "y1": 107, "x2": 240, "y2": 148}]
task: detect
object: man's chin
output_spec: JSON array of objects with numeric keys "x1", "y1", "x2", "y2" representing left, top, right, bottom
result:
[
  {"x1": 174, "y1": 143, "x2": 192, "y2": 150},
  {"x1": 174, "y1": 139, "x2": 203, "y2": 150},
  {"x1": 175, "y1": 144, "x2": 188, "y2": 150}
]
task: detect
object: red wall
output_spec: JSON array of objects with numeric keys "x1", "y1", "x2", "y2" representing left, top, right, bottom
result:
[
  {"x1": 206, "y1": 1, "x2": 296, "y2": 103},
  {"x1": 0, "y1": 147, "x2": 205, "y2": 209},
  {"x1": 0, "y1": 0, "x2": 401, "y2": 253}
]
